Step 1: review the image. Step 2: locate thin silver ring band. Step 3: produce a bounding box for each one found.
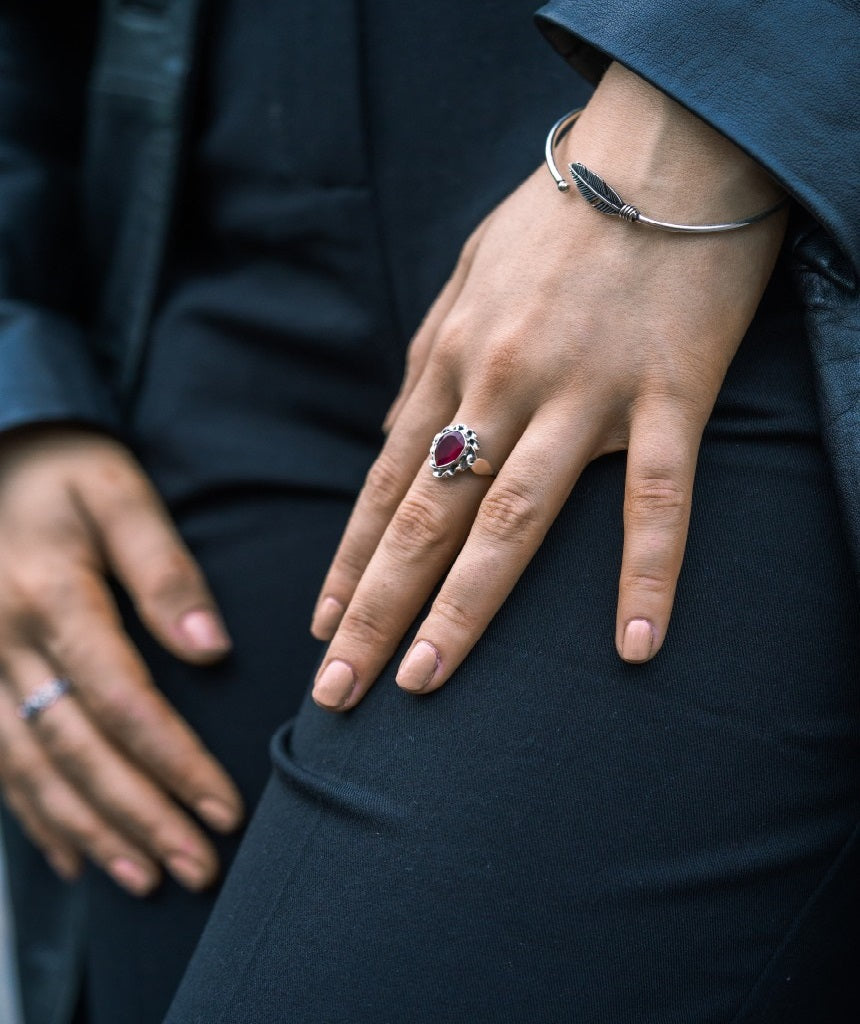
[546,108,788,234]
[18,678,72,722]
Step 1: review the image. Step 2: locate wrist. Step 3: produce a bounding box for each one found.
[563,63,785,224]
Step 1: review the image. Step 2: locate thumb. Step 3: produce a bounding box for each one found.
[77,456,231,663]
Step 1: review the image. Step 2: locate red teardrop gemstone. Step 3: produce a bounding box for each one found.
[434,430,466,467]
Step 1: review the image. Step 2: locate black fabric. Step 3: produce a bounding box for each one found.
[165,255,860,1023]
[73,493,351,1024]
[0,3,118,437]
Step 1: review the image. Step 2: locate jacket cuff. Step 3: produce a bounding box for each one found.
[535,1,860,278]
[0,303,119,435]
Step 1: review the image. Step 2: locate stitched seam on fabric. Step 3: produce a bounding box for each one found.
[727,816,860,1024]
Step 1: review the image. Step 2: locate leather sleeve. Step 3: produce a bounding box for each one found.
[535,1,860,278]
[0,2,118,436]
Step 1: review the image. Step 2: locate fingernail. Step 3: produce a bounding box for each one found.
[621,619,654,663]
[396,640,440,693]
[178,610,232,654]
[310,596,344,641]
[196,796,242,833]
[46,850,81,882]
[109,857,156,896]
[313,659,355,709]
[166,852,212,891]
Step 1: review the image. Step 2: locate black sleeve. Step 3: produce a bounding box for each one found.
[535,0,860,277]
[0,2,118,436]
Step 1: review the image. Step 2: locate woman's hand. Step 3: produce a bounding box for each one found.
[309,63,787,710]
[0,426,242,895]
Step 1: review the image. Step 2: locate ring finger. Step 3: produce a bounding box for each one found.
[6,650,220,891]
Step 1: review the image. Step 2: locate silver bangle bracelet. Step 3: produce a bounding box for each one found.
[545,108,789,234]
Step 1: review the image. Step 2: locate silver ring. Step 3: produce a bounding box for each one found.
[18,678,72,722]
[428,424,494,479]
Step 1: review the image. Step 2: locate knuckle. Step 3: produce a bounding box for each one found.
[620,568,676,599]
[430,591,478,635]
[479,335,527,391]
[431,318,469,367]
[10,569,102,648]
[330,541,371,581]
[38,719,91,775]
[45,620,110,673]
[338,600,390,649]
[477,484,542,543]
[12,564,81,621]
[625,477,688,523]
[84,682,150,736]
[387,495,450,555]
[362,451,407,515]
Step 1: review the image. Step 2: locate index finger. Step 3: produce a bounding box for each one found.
[310,375,458,642]
[614,403,702,663]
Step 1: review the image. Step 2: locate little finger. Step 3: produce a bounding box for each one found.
[614,404,703,663]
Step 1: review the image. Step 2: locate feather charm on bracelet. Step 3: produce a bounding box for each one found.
[569,163,641,223]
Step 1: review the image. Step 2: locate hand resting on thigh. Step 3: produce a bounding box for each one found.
[309,62,788,710]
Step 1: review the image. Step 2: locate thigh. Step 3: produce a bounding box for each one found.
[165,300,860,1023]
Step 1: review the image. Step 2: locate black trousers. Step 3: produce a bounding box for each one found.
[160,267,860,1023]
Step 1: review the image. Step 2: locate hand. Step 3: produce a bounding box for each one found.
[0,426,242,895]
[308,63,788,709]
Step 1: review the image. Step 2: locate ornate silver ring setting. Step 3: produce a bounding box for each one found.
[429,424,494,478]
[18,677,72,722]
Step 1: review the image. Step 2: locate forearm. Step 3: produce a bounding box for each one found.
[536,1,860,275]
